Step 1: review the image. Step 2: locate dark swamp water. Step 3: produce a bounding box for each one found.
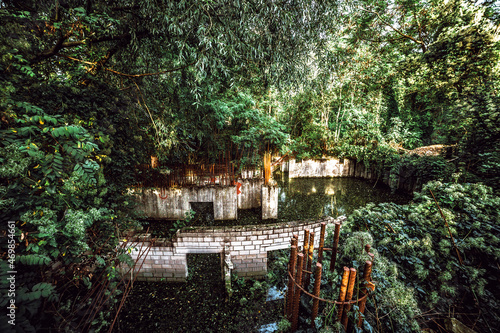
[116,176,410,332]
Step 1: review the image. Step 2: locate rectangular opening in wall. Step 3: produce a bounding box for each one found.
[265,249,287,321]
[339,158,344,164]
[186,253,223,286]
[266,249,289,300]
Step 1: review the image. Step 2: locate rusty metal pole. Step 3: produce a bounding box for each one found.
[311,262,323,328]
[337,267,350,323]
[341,268,357,330]
[357,261,373,328]
[291,253,304,332]
[318,223,326,263]
[304,231,315,290]
[330,222,341,275]
[286,244,298,320]
[302,229,310,283]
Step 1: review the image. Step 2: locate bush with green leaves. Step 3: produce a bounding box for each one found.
[0,51,135,332]
[344,181,500,331]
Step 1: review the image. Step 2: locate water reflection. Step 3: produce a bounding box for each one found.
[276,175,410,222]
[144,175,411,232]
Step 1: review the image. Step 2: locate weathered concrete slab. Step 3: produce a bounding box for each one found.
[214,186,237,220]
[238,179,263,210]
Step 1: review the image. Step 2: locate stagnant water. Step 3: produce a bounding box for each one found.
[117,176,410,332]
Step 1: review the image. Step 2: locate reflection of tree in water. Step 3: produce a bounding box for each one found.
[276,177,409,221]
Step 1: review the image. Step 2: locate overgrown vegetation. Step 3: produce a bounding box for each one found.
[1,0,499,331]
[267,231,421,332]
[345,181,500,332]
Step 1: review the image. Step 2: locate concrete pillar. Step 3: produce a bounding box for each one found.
[281,160,289,172]
[262,185,278,220]
[214,186,237,220]
[288,159,296,178]
[223,244,233,296]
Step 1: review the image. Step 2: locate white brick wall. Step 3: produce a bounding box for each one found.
[123,216,343,281]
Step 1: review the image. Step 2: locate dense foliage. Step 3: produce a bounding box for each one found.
[345,181,500,331]
[1,0,499,331]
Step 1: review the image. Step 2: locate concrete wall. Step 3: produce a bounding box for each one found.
[289,158,352,178]
[214,186,237,220]
[133,179,271,221]
[133,187,216,220]
[238,179,263,210]
[289,158,422,193]
[123,216,343,282]
[133,185,243,221]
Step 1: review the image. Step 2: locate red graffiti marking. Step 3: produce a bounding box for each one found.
[158,188,168,199]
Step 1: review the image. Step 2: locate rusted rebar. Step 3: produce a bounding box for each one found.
[304,231,315,290]
[286,243,298,319]
[330,222,341,274]
[311,262,323,328]
[291,253,305,332]
[341,268,357,329]
[302,229,310,283]
[337,267,350,322]
[318,222,326,263]
[357,261,373,328]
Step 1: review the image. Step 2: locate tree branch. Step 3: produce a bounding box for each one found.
[360,7,427,52]
[31,30,73,63]
[55,54,196,77]
[102,62,196,77]
[34,31,150,63]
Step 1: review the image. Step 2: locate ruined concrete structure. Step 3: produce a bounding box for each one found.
[285,158,421,193]
[124,216,343,282]
[134,155,424,224]
[132,179,278,220]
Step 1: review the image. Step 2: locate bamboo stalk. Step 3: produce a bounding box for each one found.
[263,151,271,185]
